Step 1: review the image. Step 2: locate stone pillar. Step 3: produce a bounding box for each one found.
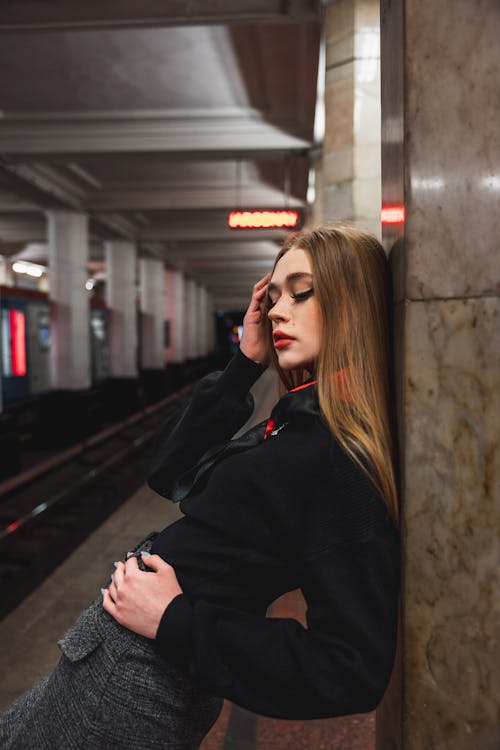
[139,258,164,369]
[184,278,198,360]
[378,1,500,749]
[0,258,12,286]
[47,211,90,389]
[105,241,137,377]
[197,285,207,357]
[0,289,2,414]
[205,291,215,354]
[321,0,381,237]
[164,268,185,363]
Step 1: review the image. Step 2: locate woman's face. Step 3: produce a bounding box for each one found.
[267,247,322,373]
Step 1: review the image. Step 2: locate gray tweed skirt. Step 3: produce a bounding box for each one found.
[0,534,223,750]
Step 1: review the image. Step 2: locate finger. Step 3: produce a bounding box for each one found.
[254,275,271,293]
[102,586,111,605]
[124,555,139,574]
[255,288,272,315]
[140,553,167,572]
[254,284,269,297]
[247,282,270,312]
[112,562,125,588]
[254,272,272,288]
[102,588,117,617]
[108,578,118,602]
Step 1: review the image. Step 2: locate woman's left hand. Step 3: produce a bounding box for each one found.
[102,554,183,639]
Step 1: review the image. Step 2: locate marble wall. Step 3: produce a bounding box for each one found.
[321,0,382,237]
[379,0,500,748]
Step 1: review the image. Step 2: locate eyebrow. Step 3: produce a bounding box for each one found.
[267,272,313,293]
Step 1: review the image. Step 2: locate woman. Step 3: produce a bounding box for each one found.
[0,224,400,749]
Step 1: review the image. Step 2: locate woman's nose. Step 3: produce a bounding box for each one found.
[268,302,290,323]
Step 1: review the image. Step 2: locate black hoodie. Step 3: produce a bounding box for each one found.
[147,347,400,720]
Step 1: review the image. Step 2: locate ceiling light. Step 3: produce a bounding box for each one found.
[12,261,44,277]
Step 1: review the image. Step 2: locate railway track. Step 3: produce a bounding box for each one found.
[0,386,193,620]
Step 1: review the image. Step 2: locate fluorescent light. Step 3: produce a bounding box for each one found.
[12,260,45,277]
[12,261,28,274]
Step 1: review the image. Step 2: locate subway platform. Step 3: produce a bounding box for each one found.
[0,481,375,750]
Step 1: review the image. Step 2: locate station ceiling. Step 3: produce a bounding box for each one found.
[0,1,322,308]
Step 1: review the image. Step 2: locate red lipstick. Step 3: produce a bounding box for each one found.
[273,330,295,349]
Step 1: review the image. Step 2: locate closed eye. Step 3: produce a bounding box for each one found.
[291,289,314,302]
[267,288,314,309]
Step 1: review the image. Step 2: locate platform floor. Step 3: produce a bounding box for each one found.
[0,369,375,748]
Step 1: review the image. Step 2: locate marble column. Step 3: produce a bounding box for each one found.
[378,1,500,749]
[47,210,90,389]
[184,278,198,360]
[321,0,381,237]
[197,285,207,357]
[164,267,185,363]
[205,291,215,354]
[105,241,137,377]
[139,258,165,369]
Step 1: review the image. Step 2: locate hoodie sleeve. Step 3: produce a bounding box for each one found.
[153,528,400,720]
[147,348,267,499]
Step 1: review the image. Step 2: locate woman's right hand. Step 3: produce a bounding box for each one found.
[239,271,272,366]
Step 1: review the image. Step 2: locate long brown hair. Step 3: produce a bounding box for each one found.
[265,224,400,530]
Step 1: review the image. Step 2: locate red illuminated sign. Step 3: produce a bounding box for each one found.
[228,210,300,229]
[10,309,26,376]
[381,205,406,224]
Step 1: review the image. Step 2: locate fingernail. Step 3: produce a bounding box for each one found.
[113,561,119,568]
[126,551,134,558]
[141,551,151,558]
[100,588,106,596]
